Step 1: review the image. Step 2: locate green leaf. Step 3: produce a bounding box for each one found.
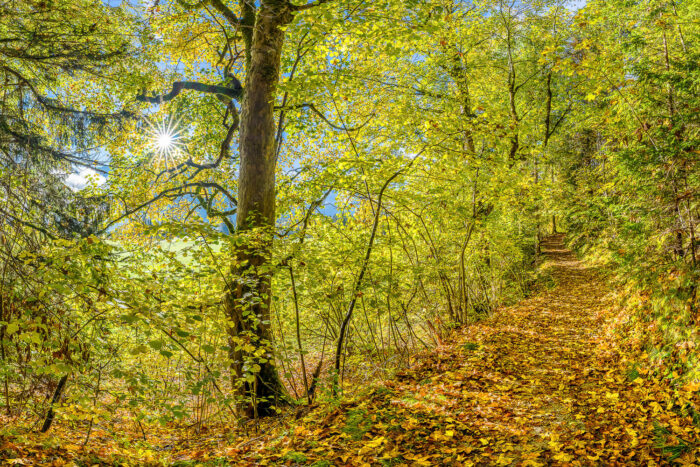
[148,339,163,350]
[5,321,19,336]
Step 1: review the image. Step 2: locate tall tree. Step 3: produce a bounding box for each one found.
[139,0,336,416]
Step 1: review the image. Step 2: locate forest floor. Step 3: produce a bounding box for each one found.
[2,235,699,465]
[247,235,697,466]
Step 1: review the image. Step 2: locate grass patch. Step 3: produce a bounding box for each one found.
[343,408,373,441]
[625,363,640,382]
[380,457,405,466]
[653,421,697,461]
[463,342,479,351]
[282,451,308,463]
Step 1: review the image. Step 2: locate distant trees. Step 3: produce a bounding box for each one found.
[562,0,698,266]
[0,0,131,238]
[558,0,699,385]
[0,0,132,430]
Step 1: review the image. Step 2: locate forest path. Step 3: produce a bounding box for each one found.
[262,235,692,466]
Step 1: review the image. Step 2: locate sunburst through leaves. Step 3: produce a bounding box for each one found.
[145,117,186,167]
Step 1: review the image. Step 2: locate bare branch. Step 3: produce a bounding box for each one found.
[210,0,241,26]
[276,102,372,131]
[175,0,241,27]
[291,0,333,12]
[98,182,236,234]
[136,80,243,104]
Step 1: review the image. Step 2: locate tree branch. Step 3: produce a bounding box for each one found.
[548,102,573,140]
[0,207,57,240]
[210,0,241,26]
[333,139,443,381]
[151,107,239,185]
[276,102,371,131]
[175,0,241,26]
[175,0,210,9]
[291,0,333,12]
[136,80,243,104]
[98,182,236,234]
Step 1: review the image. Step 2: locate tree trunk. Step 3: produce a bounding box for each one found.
[41,374,68,433]
[225,0,292,418]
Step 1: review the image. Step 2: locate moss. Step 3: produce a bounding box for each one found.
[342,408,373,441]
[282,451,308,463]
[463,342,479,351]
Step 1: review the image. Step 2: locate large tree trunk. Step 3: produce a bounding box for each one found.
[225,0,292,418]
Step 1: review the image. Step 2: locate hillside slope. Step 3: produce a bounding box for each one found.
[253,235,698,466]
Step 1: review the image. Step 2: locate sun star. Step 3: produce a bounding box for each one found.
[157,133,172,151]
[146,117,185,167]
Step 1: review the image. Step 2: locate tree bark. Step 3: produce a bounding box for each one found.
[224,0,293,418]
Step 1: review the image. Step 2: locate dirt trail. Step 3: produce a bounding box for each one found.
[268,235,696,466]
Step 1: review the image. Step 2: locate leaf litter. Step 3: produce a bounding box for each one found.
[2,236,699,465]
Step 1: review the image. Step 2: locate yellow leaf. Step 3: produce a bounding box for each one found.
[683,382,700,392]
[366,436,386,448]
[553,452,574,462]
[548,440,562,451]
[496,454,514,465]
[382,448,401,459]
